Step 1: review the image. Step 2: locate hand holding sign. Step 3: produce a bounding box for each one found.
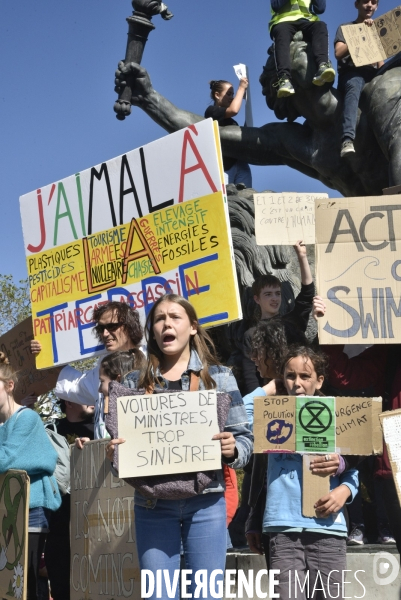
[309,453,340,476]
[212,431,236,460]
[314,484,351,518]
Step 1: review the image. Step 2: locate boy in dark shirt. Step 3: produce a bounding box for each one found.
[335,0,383,157]
[242,240,314,394]
[269,0,335,98]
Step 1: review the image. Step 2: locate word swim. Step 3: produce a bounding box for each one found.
[324,285,401,338]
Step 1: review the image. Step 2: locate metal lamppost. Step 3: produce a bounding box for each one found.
[114,1,173,121]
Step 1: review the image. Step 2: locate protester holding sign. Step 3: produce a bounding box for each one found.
[0,353,61,600]
[246,346,358,597]
[31,301,145,440]
[106,294,253,600]
[205,79,252,187]
[335,0,383,157]
[242,240,314,394]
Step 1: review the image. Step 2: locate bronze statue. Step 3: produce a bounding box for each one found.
[115,32,401,196]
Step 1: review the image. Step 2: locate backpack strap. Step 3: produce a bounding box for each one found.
[190,372,200,391]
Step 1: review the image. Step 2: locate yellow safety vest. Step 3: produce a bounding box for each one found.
[269,0,319,31]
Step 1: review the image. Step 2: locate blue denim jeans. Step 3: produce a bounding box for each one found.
[135,493,227,600]
[338,69,375,141]
[225,161,252,188]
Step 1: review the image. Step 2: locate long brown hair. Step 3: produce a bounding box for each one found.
[140,294,221,390]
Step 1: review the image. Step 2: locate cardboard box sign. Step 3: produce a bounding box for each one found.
[0,470,29,600]
[315,195,401,345]
[70,441,141,600]
[342,6,401,67]
[254,396,383,456]
[379,409,401,508]
[0,317,59,402]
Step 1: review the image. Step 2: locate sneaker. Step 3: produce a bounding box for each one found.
[313,62,336,86]
[274,77,295,98]
[377,526,396,544]
[340,139,355,157]
[347,525,366,546]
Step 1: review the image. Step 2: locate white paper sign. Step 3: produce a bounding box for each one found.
[117,390,221,478]
[233,63,253,127]
[254,192,328,246]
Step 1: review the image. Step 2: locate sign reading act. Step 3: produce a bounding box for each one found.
[316,196,401,345]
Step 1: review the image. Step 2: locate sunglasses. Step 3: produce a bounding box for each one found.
[95,322,124,334]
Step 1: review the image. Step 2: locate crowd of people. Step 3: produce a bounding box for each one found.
[6,237,398,600]
[1,1,397,599]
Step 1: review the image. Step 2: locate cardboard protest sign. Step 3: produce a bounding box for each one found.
[254,396,383,455]
[20,119,242,368]
[27,189,241,369]
[71,440,140,600]
[254,193,327,246]
[0,470,29,600]
[0,318,59,401]
[342,6,401,67]
[254,396,382,516]
[379,410,401,507]
[117,390,221,478]
[315,195,401,345]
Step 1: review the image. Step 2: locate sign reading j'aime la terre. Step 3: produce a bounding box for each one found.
[316,195,401,344]
[20,120,242,369]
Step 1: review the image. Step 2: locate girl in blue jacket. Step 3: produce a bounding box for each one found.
[0,353,61,600]
[250,345,358,599]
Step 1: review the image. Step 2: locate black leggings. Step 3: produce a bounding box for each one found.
[271,20,329,79]
[27,532,47,600]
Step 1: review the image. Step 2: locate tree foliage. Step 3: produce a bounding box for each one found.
[0,274,96,420]
[0,275,31,336]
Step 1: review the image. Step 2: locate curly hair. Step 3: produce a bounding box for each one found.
[281,345,328,380]
[251,318,307,376]
[140,294,221,390]
[92,301,143,346]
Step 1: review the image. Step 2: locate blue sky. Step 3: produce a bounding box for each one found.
[0,1,366,283]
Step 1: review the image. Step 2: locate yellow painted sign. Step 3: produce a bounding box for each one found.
[28,191,241,368]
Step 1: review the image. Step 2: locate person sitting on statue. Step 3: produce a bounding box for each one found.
[335,0,383,158]
[269,0,335,98]
[205,78,252,188]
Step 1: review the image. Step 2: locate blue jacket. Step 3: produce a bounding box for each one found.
[263,453,358,534]
[0,408,61,511]
[132,350,254,507]
[243,388,358,533]
[270,0,326,14]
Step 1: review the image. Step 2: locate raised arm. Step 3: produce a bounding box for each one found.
[117,63,325,180]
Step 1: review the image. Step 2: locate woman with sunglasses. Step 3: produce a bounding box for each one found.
[106,294,253,600]
[31,301,145,439]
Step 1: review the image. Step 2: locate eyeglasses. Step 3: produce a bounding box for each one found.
[95,322,124,334]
